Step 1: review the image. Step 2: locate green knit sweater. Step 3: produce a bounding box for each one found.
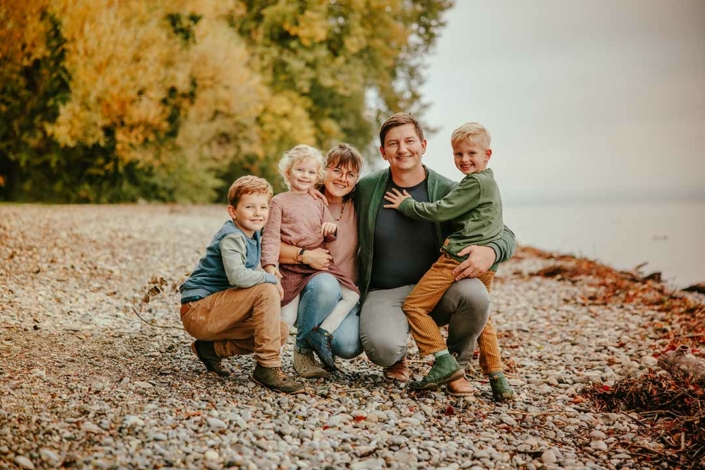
[398,168,503,262]
[355,166,515,299]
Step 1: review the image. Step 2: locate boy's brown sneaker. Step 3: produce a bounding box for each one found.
[191,340,230,377]
[294,349,331,379]
[252,364,306,394]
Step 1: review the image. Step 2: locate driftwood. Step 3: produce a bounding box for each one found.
[683,283,705,295]
[657,345,705,387]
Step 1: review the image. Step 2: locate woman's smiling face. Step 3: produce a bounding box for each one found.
[324,164,359,201]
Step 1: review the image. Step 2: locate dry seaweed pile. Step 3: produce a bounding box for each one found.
[519,246,705,468]
[584,372,705,469]
[519,246,705,347]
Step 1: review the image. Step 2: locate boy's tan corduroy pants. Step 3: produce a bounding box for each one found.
[180,283,287,368]
[402,252,504,374]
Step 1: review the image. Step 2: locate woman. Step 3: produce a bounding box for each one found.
[278,143,364,379]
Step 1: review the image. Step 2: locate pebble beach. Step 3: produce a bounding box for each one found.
[0,204,700,469]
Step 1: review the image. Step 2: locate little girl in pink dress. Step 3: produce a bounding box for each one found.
[261,144,359,369]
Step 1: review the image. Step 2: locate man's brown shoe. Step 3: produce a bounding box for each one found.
[383,355,410,382]
[191,340,230,377]
[294,349,331,379]
[446,376,475,397]
[252,364,306,394]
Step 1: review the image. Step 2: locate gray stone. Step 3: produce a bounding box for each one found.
[500,414,517,426]
[206,418,227,431]
[14,456,35,469]
[39,448,61,467]
[542,450,557,464]
[393,449,418,465]
[590,440,608,451]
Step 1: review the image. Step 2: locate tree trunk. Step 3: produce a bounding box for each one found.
[657,345,705,387]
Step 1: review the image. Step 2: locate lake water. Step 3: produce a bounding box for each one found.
[503,200,705,288]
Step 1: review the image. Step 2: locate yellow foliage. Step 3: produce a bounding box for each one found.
[285,8,328,47]
[259,91,317,156]
[0,0,51,69]
[175,16,264,168]
[47,0,262,170]
[1,0,452,202]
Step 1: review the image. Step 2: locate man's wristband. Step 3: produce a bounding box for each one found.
[295,247,306,263]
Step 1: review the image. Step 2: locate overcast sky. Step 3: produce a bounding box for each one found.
[419,0,705,203]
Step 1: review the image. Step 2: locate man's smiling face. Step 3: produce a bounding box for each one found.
[380,123,427,174]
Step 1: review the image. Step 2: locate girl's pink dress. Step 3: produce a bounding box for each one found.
[261,192,359,306]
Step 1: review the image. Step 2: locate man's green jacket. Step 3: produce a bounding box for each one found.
[355,167,516,300]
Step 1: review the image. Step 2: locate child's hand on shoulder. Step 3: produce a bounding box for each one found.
[309,188,328,206]
[383,188,411,210]
[321,222,337,237]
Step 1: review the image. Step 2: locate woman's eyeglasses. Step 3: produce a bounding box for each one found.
[330,167,359,181]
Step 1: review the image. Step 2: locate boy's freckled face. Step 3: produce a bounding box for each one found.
[453,140,492,175]
[228,193,270,237]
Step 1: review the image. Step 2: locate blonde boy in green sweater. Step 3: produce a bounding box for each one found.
[384,122,514,400]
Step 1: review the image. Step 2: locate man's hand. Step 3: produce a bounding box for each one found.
[452,245,496,280]
[264,264,282,281]
[309,188,328,206]
[321,222,337,237]
[302,248,333,270]
[383,188,411,210]
[276,281,284,301]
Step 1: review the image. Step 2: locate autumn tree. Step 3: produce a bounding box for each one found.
[0,0,453,202]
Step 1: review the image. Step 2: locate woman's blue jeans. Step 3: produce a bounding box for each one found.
[296,273,363,359]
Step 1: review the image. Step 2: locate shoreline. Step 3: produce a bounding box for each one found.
[1,204,703,469]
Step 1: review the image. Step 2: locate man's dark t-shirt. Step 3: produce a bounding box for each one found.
[369,178,439,290]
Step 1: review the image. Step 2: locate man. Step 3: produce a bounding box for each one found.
[355,113,516,395]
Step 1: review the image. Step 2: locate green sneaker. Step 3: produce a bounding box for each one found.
[410,354,464,390]
[488,371,515,401]
[252,364,306,394]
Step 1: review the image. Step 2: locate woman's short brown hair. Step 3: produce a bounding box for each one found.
[326,143,364,175]
[324,143,364,202]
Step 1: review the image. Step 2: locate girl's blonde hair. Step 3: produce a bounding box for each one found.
[278,144,326,189]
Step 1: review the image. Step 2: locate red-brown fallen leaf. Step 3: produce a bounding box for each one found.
[444,406,455,416]
[354,415,366,422]
[602,385,611,391]
[323,425,330,430]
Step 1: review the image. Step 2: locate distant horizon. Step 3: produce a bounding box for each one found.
[501,188,705,205]
[419,0,705,204]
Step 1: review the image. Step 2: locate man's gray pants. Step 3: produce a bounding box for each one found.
[359,278,491,367]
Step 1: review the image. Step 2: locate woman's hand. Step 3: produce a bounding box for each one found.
[383,188,411,209]
[309,188,329,206]
[452,245,496,280]
[321,222,337,237]
[302,248,333,270]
